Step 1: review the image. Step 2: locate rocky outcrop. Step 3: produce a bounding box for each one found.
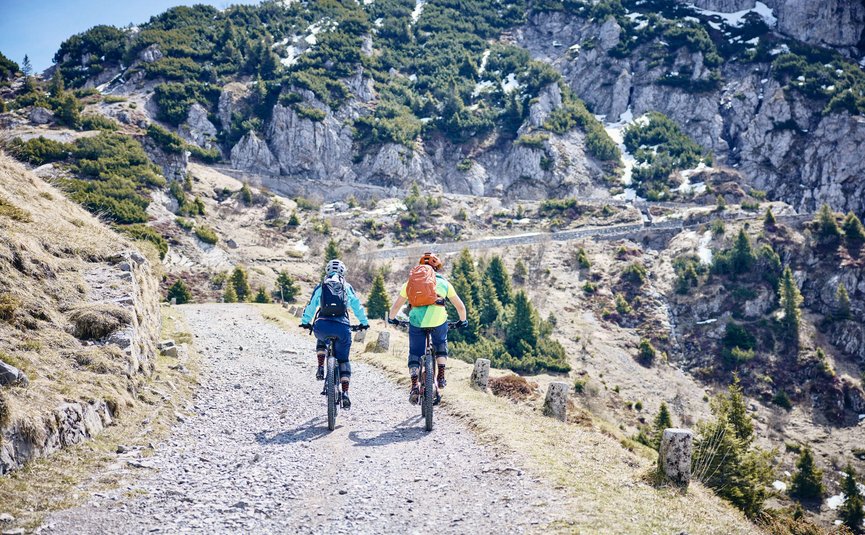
[29,107,55,125]
[691,0,755,11]
[769,0,865,50]
[523,10,865,214]
[218,82,250,131]
[138,44,164,63]
[179,103,218,150]
[142,137,188,181]
[230,131,279,176]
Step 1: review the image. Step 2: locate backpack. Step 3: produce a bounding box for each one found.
[406,265,442,307]
[319,275,348,317]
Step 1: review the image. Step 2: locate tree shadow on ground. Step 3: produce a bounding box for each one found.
[347,415,426,447]
[254,416,334,444]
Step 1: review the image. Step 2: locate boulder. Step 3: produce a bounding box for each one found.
[230,131,280,176]
[376,331,390,351]
[0,361,28,387]
[29,107,54,125]
[470,358,491,391]
[138,44,163,63]
[542,382,569,421]
[659,428,693,488]
[179,103,218,150]
[354,329,367,343]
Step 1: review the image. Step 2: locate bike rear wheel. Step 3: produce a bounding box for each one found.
[423,352,434,431]
[326,355,337,431]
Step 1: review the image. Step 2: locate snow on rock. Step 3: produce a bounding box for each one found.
[687,1,776,28]
[411,0,426,23]
[501,73,520,93]
[772,480,787,492]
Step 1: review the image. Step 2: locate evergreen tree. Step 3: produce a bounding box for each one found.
[287,211,300,226]
[49,70,64,98]
[513,259,528,284]
[843,211,865,245]
[21,55,32,77]
[223,282,238,303]
[231,266,251,302]
[506,291,538,358]
[789,447,824,501]
[575,247,591,269]
[257,35,279,78]
[166,279,191,304]
[836,282,852,320]
[451,249,482,307]
[275,271,300,302]
[55,91,81,128]
[779,267,802,346]
[652,402,673,449]
[366,272,390,320]
[839,465,864,534]
[715,374,753,442]
[756,244,782,289]
[449,271,481,343]
[478,275,503,326]
[254,287,272,303]
[731,229,754,275]
[323,239,341,273]
[814,203,841,240]
[240,182,253,204]
[763,207,776,228]
[485,255,512,305]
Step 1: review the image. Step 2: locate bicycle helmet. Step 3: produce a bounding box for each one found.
[326,259,346,276]
[418,252,443,272]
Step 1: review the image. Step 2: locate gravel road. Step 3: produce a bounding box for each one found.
[42,304,564,534]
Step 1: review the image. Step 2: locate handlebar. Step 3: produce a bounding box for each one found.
[299,323,368,334]
[389,319,463,330]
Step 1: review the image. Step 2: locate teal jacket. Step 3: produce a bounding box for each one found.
[301,277,369,326]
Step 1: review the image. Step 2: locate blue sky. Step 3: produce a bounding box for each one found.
[0,0,261,73]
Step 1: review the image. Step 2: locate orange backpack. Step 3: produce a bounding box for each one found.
[406,265,440,307]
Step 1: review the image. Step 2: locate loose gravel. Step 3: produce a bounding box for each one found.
[42,304,565,534]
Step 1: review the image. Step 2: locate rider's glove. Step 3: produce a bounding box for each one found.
[387,318,400,325]
[359,324,370,330]
[456,319,469,329]
[299,323,313,331]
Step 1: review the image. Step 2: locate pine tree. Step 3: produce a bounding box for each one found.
[789,447,824,501]
[449,271,481,343]
[485,255,512,305]
[756,244,782,289]
[287,211,300,226]
[506,291,538,358]
[839,465,864,534]
[652,402,673,449]
[323,239,341,273]
[715,374,754,442]
[366,272,390,320]
[55,92,81,129]
[779,267,802,346]
[275,271,300,302]
[814,203,841,240]
[21,55,32,77]
[223,283,238,303]
[254,287,272,303]
[836,282,852,320]
[513,259,528,284]
[231,266,251,302]
[451,249,482,307]
[731,229,754,275]
[478,275,503,326]
[843,211,865,245]
[166,279,191,304]
[763,207,776,228]
[49,70,64,98]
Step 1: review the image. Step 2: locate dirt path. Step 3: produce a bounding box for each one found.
[42,304,565,534]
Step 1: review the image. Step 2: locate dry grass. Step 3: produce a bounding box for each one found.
[67,304,132,340]
[0,305,200,531]
[0,195,31,222]
[258,305,757,534]
[489,374,538,401]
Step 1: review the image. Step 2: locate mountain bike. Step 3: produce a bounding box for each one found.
[391,319,461,432]
[303,324,365,431]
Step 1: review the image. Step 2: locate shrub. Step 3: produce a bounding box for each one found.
[0,293,22,323]
[621,262,647,286]
[638,339,656,364]
[194,225,218,244]
[80,114,118,131]
[253,287,272,303]
[166,279,192,304]
[7,136,71,165]
[0,196,32,222]
[119,224,168,259]
[231,266,251,302]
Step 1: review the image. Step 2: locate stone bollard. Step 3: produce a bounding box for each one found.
[294,307,303,318]
[376,331,390,351]
[354,329,367,343]
[289,305,297,315]
[170,297,177,306]
[470,358,490,391]
[542,382,569,421]
[658,428,693,488]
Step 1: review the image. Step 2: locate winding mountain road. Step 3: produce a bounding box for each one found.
[42,304,564,534]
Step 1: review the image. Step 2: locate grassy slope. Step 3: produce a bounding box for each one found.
[259,304,755,534]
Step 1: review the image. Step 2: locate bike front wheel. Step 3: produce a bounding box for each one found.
[326,357,337,431]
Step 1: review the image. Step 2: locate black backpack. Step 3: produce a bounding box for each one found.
[319,275,348,317]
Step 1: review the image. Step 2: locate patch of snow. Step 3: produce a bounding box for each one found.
[828,494,845,510]
[472,80,495,98]
[796,75,805,81]
[745,37,759,45]
[478,49,490,73]
[772,480,787,492]
[409,74,417,82]
[688,1,776,28]
[603,108,639,188]
[707,20,722,30]
[696,318,717,325]
[411,0,426,23]
[280,45,302,67]
[569,43,581,53]
[374,17,383,28]
[305,34,317,45]
[697,230,713,265]
[363,0,374,4]
[501,73,520,93]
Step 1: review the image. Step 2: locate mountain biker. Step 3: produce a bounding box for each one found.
[387,252,467,404]
[300,259,369,409]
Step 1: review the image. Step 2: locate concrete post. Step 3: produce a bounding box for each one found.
[543,382,569,421]
[470,359,490,391]
[659,428,693,488]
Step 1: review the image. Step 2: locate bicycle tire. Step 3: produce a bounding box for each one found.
[423,351,434,431]
[326,355,337,431]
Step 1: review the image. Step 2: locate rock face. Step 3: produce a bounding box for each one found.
[522,10,865,214]
[179,103,218,150]
[230,131,279,176]
[769,0,865,50]
[218,82,251,131]
[659,428,693,487]
[691,0,755,11]
[142,137,189,182]
[29,107,55,125]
